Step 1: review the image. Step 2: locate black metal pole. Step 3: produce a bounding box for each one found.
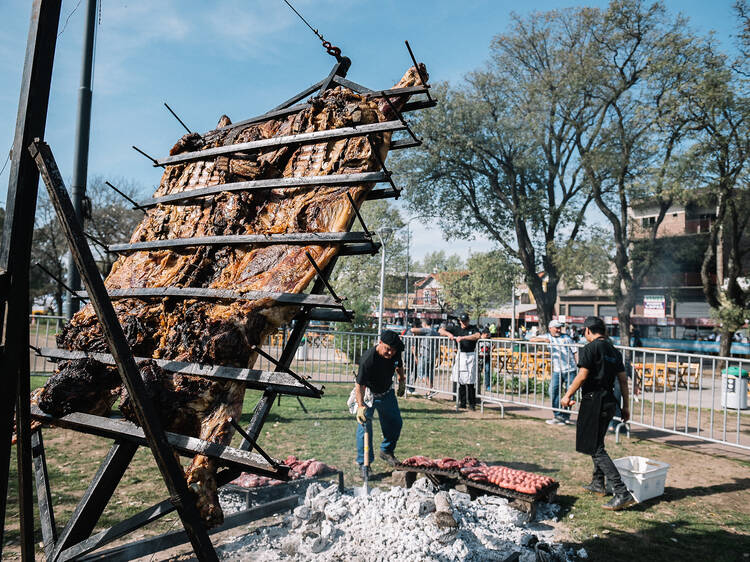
[0,2,61,559]
[64,0,98,320]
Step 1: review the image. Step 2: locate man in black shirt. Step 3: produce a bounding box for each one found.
[561,316,635,510]
[439,313,483,410]
[355,330,406,476]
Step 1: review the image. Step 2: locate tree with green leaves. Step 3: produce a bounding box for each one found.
[30,176,144,314]
[396,8,601,333]
[415,250,464,274]
[438,250,518,323]
[685,33,750,356]
[560,0,709,346]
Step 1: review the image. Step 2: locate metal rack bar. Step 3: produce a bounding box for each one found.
[366,188,401,201]
[108,231,373,253]
[30,407,287,478]
[335,241,381,256]
[137,171,388,208]
[390,137,422,150]
[317,57,351,96]
[31,430,57,559]
[221,85,429,133]
[38,348,323,398]
[49,441,138,562]
[401,99,438,113]
[269,79,326,112]
[74,496,298,562]
[228,417,279,468]
[155,120,406,167]
[30,139,219,560]
[105,181,147,213]
[332,74,374,94]
[74,287,345,308]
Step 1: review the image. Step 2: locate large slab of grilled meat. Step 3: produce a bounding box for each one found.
[30,65,427,526]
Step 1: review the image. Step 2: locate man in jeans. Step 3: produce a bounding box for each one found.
[354,330,406,478]
[531,320,577,425]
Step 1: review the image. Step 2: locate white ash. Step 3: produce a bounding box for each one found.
[217,478,568,561]
[218,489,248,516]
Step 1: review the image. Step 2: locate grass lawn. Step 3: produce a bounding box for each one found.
[4,380,750,561]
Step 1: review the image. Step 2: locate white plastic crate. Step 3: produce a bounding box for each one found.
[613,456,669,503]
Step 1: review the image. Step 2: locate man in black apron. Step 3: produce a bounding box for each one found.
[561,316,635,511]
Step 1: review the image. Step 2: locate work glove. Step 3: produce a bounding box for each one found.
[397,378,405,397]
[356,405,367,424]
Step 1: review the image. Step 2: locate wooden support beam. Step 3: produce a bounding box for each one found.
[31,430,57,559]
[49,441,138,562]
[71,496,298,562]
[30,139,219,561]
[0,2,62,557]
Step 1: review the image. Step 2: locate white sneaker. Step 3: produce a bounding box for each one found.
[546,418,562,425]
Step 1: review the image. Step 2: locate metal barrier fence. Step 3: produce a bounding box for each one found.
[29,321,750,452]
[474,338,750,452]
[29,315,66,375]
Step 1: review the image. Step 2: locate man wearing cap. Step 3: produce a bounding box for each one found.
[561,316,635,511]
[531,319,578,425]
[439,313,483,410]
[354,330,406,477]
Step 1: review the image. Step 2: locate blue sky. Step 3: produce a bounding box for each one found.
[0,0,742,261]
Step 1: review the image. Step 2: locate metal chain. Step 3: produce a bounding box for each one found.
[281,0,342,60]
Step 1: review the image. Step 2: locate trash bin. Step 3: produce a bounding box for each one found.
[721,367,749,410]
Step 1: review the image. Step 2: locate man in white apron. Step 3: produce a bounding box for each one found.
[440,313,482,410]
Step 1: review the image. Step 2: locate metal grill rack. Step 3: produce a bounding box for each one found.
[0,4,434,559]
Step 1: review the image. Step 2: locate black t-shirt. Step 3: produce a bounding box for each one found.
[577,337,625,394]
[445,323,481,352]
[356,346,402,394]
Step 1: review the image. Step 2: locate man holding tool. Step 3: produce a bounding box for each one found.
[561,316,636,511]
[354,330,406,480]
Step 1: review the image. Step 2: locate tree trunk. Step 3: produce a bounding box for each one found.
[720,328,734,359]
[526,275,554,333]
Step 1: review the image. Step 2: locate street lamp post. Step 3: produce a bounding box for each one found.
[403,215,433,329]
[376,228,392,335]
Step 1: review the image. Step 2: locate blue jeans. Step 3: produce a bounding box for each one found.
[483,355,491,390]
[550,370,576,421]
[356,389,403,465]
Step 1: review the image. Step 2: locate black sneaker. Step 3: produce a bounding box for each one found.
[379,450,399,466]
[602,492,636,511]
[582,481,607,497]
[360,465,370,480]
